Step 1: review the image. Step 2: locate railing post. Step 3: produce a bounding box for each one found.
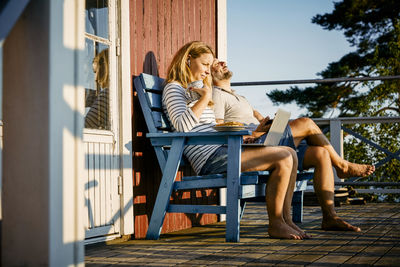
[330,119,343,182]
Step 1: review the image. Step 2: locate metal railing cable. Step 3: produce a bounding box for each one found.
[231,75,400,87]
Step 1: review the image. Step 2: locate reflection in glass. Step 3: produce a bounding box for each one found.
[83,39,95,90]
[85,0,109,39]
[84,46,110,130]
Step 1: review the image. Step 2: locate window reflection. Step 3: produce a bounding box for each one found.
[85,0,109,39]
[84,47,110,130]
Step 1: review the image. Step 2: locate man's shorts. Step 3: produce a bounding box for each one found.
[199,125,308,175]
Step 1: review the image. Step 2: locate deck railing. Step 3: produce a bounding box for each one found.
[313,116,400,194]
[231,76,400,195]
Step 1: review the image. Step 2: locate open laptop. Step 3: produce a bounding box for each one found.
[243,108,291,146]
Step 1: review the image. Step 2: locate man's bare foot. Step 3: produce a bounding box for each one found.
[286,221,312,239]
[321,216,361,232]
[335,161,375,178]
[268,222,303,240]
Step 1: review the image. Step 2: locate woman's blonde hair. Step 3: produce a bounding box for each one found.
[93,49,109,88]
[166,41,215,89]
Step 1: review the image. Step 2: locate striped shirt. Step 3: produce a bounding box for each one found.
[162,82,221,174]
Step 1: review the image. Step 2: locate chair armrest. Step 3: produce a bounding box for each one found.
[147,130,251,146]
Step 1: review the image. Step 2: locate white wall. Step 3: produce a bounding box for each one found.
[2,1,85,265]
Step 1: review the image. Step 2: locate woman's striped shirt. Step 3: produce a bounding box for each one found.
[162,82,220,174]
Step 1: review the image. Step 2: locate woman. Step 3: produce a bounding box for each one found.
[162,41,307,239]
[85,48,109,129]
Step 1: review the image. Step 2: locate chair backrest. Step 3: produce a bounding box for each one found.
[134,73,172,133]
[135,73,176,170]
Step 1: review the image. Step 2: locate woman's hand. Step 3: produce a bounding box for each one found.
[189,84,213,119]
[190,85,212,101]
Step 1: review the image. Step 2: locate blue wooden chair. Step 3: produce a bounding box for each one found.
[134,73,312,242]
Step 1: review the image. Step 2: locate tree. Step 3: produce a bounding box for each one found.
[267,0,400,195]
[268,0,400,118]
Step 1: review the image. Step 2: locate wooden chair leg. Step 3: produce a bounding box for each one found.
[292,191,304,223]
[225,136,242,242]
[240,200,246,220]
[146,138,185,240]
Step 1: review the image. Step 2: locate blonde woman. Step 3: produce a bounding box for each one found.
[162,41,308,239]
[85,48,109,129]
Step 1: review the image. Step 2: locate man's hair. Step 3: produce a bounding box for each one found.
[166,41,215,89]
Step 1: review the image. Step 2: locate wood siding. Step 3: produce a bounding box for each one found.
[130,0,218,239]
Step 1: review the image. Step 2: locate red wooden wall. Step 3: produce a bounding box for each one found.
[130,0,218,239]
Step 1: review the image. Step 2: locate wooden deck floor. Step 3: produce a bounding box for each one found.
[85,203,400,266]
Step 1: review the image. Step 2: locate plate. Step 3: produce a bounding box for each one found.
[213,125,246,132]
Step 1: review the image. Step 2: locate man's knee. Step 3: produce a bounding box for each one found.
[312,146,330,160]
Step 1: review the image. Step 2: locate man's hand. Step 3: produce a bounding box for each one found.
[243,135,257,144]
[255,116,272,132]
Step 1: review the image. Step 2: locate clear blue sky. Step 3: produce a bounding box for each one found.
[227,0,353,118]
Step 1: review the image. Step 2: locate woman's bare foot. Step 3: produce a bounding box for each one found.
[321,216,361,232]
[335,161,375,178]
[268,222,303,240]
[286,221,312,239]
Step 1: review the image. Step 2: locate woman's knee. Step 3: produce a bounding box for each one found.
[271,148,294,171]
[280,146,298,165]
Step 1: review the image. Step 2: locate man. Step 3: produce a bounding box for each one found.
[211,59,375,232]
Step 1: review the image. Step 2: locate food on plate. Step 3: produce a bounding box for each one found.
[216,121,244,127]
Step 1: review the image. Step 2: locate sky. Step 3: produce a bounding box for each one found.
[227,0,354,118]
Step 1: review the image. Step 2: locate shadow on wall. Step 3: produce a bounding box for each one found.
[143,51,159,76]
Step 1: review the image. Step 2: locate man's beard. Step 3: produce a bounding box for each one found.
[214,69,233,82]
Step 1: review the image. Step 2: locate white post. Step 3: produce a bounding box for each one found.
[217,0,228,221]
[2,0,85,266]
[330,119,344,182]
[0,42,2,222]
[120,0,134,236]
[217,0,227,61]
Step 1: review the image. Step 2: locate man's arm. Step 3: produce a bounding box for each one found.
[253,109,264,122]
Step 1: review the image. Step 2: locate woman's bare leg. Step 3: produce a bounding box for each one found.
[303,146,361,232]
[279,147,311,239]
[241,147,302,239]
[289,117,375,178]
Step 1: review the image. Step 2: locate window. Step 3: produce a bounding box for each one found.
[84,0,110,130]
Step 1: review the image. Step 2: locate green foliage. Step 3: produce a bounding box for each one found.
[267,0,400,118]
[267,0,400,193]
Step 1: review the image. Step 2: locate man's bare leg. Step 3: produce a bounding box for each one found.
[289,117,375,178]
[303,146,361,232]
[241,147,302,239]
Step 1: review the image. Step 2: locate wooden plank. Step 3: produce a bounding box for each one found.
[88,142,95,229]
[168,204,226,214]
[164,0,172,75]
[135,0,144,74]
[151,0,158,70]
[194,0,201,41]
[84,143,90,229]
[157,0,165,76]
[94,142,100,227]
[105,143,111,225]
[173,177,227,190]
[210,0,216,49]
[99,143,106,226]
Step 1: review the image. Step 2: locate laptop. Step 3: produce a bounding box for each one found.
[243,108,291,146]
